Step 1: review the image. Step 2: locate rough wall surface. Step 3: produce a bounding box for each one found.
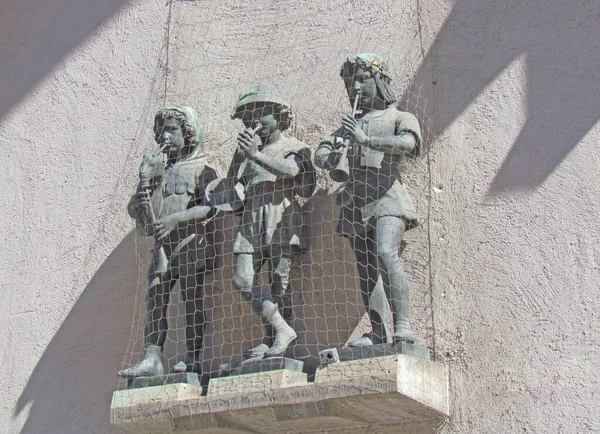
[1,0,599,433]
[0,1,168,432]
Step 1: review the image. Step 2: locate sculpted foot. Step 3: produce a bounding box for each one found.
[393,329,415,344]
[172,361,187,373]
[118,345,164,378]
[265,324,297,357]
[243,343,269,360]
[172,351,201,373]
[349,333,374,347]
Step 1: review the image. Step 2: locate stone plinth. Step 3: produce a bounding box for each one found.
[339,342,431,362]
[111,355,449,433]
[219,356,304,377]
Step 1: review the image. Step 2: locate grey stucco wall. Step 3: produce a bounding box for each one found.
[1,0,599,433]
[0,1,168,432]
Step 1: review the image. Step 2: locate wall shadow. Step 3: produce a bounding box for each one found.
[400,0,600,193]
[0,0,131,120]
[14,231,138,434]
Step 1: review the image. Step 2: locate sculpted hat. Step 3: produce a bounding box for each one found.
[340,53,396,104]
[340,53,392,81]
[231,84,292,120]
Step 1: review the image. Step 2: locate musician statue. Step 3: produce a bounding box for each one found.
[226,84,315,359]
[315,54,422,346]
[119,106,219,378]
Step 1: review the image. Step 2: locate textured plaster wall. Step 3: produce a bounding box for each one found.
[0,1,168,432]
[1,0,599,433]
[420,0,600,431]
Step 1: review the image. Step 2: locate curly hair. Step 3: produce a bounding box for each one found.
[153,109,200,148]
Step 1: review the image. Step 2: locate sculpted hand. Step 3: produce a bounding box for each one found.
[341,115,369,145]
[153,214,179,241]
[139,154,164,180]
[237,129,261,160]
[135,189,151,210]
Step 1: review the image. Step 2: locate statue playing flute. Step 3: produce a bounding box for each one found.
[119,106,219,377]
[315,54,422,346]
[223,84,316,359]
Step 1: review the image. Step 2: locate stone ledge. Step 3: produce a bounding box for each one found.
[111,355,449,433]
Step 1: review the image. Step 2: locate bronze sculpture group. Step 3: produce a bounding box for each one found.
[119,54,422,379]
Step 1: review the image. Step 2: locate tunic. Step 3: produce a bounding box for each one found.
[315,105,422,237]
[228,135,315,254]
[128,157,219,275]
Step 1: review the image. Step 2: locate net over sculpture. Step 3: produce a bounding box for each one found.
[119,106,219,378]
[225,84,316,359]
[315,53,422,347]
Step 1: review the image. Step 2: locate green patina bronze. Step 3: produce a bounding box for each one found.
[316,54,422,347]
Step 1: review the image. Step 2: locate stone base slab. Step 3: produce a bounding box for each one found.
[111,355,449,433]
[128,372,201,389]
[219,356,304,377]
[340,342,430,362]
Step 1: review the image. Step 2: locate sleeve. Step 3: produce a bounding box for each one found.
[315,127,345,169]
[204,158,245,213]
[195,165,218,201]
[127,184,152,237]
[226,148,247,183]
[285,146,316,198]
[395,110,422,158]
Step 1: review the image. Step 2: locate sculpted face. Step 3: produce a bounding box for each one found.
[342,66,378,110]
[156,117,185,157]
[239,102,279,137]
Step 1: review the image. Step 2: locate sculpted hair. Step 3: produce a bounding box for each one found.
[154,109,200,149]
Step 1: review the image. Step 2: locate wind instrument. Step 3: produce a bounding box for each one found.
[329,90,361,183]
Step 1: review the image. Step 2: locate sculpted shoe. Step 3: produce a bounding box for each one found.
[261,303,297,357]
[349,332,374,347]
[118,345,164,378]
[392,328,415,344]
[265,324,297,357]
[243,343,269,360]
[172,361,187,373]
[172,352,200,373]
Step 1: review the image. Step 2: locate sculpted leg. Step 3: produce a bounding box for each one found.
[118,274,172,378]
[349,236,387,346]
[269,248,293,324]
[264,248,297,357]
[263,299,297,357]
[232,253,297,358]
[233,254,274,359]
[173,271,205,373]
[374,216,414,343]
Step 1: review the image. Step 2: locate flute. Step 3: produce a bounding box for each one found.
[139,142,169,225]
[329,90,361,183]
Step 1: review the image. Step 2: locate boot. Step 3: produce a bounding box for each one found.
[262,301,297,357]
[349,332,374,347]
[118,345,164,378]
[243,343,270,360]
[392,318,415,344]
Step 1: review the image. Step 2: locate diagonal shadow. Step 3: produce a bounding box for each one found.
[402,0,600,193]
[14,231,138,434]
[0,0,131,120]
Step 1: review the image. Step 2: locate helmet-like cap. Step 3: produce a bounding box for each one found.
[231,84,292,120]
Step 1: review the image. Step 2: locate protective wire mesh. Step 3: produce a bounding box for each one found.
[114,0,445,431]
